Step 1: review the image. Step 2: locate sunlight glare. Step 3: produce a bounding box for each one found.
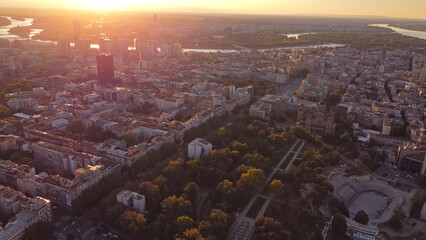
[68,0,148,10]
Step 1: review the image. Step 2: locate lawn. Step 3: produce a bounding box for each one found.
[293,141,303,151]
[280,152,295,170]
[246,197,267,219]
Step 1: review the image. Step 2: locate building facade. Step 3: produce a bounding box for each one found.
[96,54,114,84]
[188,138,212,159]
[116,190,146,213]
[297,102,336,136]
[0,186,52,240]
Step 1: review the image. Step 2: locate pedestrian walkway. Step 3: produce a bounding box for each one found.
[227,140,305,240]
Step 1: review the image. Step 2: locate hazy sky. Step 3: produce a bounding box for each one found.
[1,0,425,19]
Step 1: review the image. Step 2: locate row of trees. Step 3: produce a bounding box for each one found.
[409,189,426,219]
[67,119,118,143]
[330,210,369,238]
[0,79,34,120]
[183,115,225,143]
[387,210,407,230]
[221,78,277,96]
[72,172,131,215]
[260,135,346,239]
[106,118,296,238]
[74,108,301,239]
[263,201,324,240]
[0,78,32,94]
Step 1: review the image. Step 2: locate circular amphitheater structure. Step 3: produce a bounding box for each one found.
[329,174,404,224]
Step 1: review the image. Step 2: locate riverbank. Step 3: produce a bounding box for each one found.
[181,31,426,53]
[298,31,426,54]
[370,24,426,40]
[181,42,345,52]
[390,24,426,33]
[0,16,11,27]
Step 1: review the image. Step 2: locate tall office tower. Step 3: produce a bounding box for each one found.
[135,39,143,53]
[117,39,129,55]
[148,41,157,56]
[78,39,91,54]
[99,38,116,54]
[420,68,426,84]
[58,38,71,53]
[96,54,114,84]
[98,38,106,52]
[73,20,81,46]
[170,43,183,57]
[224,27,232,41]
[9,56,22,72]
[160,44,169,56]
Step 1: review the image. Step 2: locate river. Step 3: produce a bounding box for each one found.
[0,16,44,40]
[369,24,426,40]
[0,16,348,52]
[183,43,346,53]
[281,32,317,39]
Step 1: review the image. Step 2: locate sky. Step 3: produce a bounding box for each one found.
[1,0,425,19]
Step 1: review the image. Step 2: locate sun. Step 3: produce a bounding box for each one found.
[68,0,145,10]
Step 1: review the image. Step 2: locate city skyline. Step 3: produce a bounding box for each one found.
[0,0,425,19]
[0,1,426,239]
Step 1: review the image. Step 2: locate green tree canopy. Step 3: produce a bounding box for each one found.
[208,209,229,238]
[267,179,285,198]
[181,228,203,240]
[4,79,32,93]
[331,213,347,236]
[161,195,192,217]
[253,217,283,240]
[183,182,200,203]
[216,179,236,200]
[243,153,271,171]
[124,131,138,147]
[115,211,147,236]
[387,209,406,230]
[0,106,11,118]
[238,168,266,192]
[418,174,426,190]
[22,221,52,240]
[198,220,213,236]
[354,210,369,225]
[231,141,248,154]
[173,216,195,235]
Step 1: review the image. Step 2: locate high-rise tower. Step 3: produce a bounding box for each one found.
[73,20,81,46]
[96,54,114,84]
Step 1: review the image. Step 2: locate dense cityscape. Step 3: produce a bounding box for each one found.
[0,4,425,240]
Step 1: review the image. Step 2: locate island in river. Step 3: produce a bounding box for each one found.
[8,26,32,38]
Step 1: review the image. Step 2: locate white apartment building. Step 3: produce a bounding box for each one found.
[7,98,38,111]
[116,190,146,213]
[188,138,212,159]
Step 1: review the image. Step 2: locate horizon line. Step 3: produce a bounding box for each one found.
[0,6,425,21]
